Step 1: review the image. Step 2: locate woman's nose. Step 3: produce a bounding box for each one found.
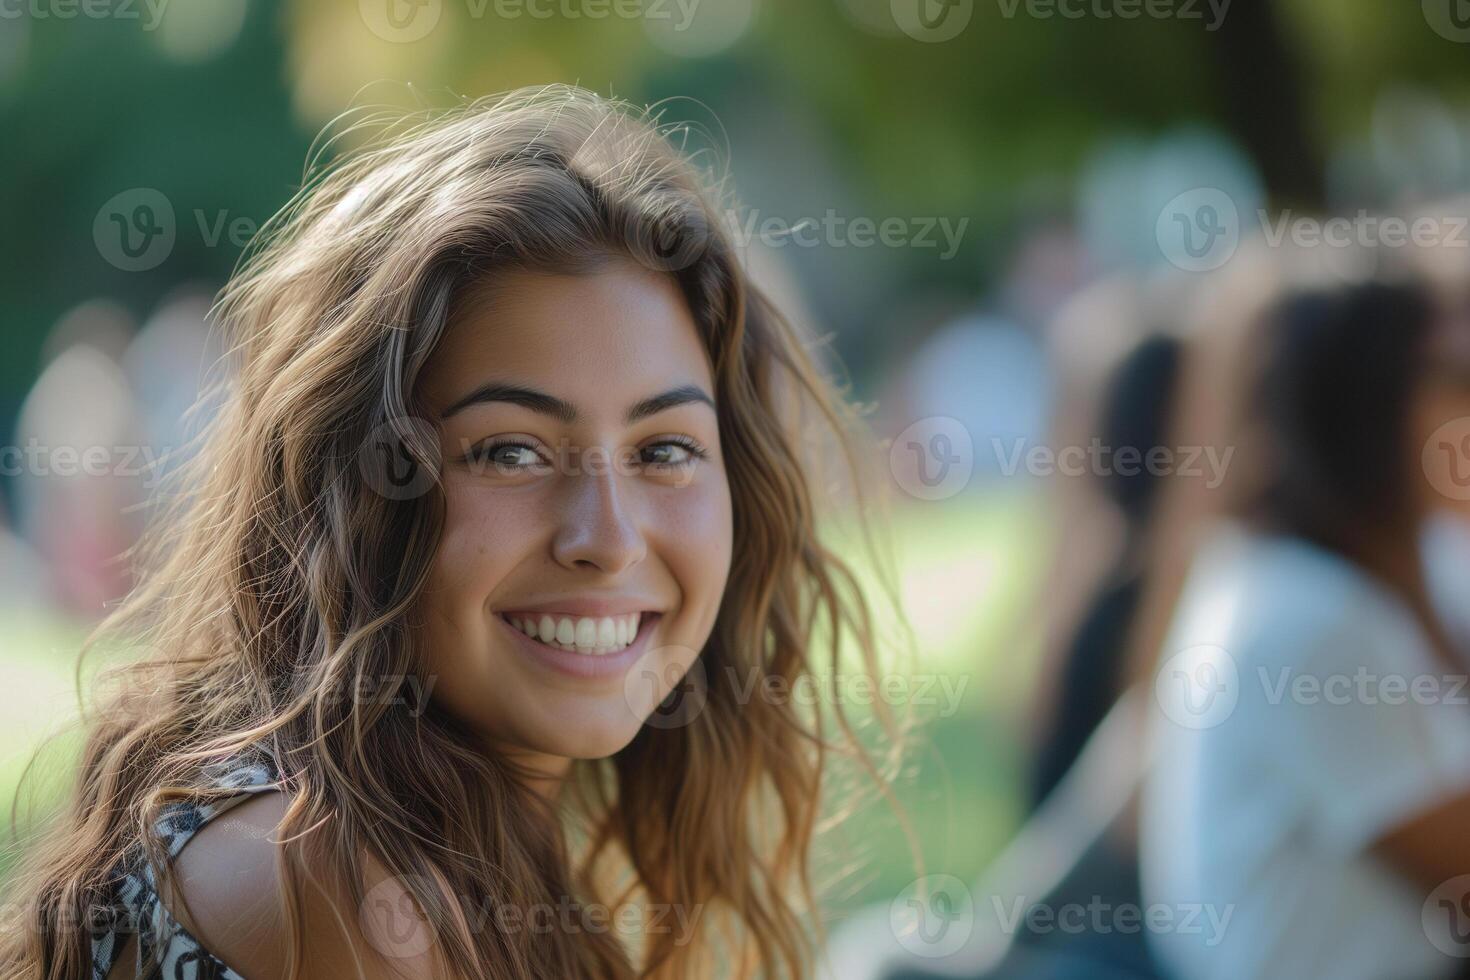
[550,452,648,575]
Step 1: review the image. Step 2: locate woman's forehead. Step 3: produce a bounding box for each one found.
[420,261,714,418]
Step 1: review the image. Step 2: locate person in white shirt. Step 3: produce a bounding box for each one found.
[1140,267,1470,980]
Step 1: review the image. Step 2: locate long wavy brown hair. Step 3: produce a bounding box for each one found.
[0,85,914,979]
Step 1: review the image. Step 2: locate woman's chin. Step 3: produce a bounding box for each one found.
[519,709,647,762]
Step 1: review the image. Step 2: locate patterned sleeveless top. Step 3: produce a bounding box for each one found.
[89,751,284,979]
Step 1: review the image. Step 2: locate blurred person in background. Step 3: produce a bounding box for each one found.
[1138,236,1470,980]
[12,301,147,618]
[1026,264,1201,798]
[1401,195,1470,653]
[1028,306,1186,810]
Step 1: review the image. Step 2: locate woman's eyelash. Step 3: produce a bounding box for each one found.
[462,437,710,470]
[464,439,544,467]
[644,435,710,465]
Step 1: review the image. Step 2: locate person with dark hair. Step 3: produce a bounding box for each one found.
[1030,332,1184,808]
[1139,261,1470,980]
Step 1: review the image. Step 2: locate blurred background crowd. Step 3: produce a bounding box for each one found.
[6,0,1470,976]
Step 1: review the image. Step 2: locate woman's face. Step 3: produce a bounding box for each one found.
[414,257,733,773]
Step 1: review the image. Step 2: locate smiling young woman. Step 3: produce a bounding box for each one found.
[0,86,913,979]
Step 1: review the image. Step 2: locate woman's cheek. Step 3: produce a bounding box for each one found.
[653,474,733,641]
[436,481,540,601]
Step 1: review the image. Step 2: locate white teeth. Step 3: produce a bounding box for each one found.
[506,612,644,656]
[574,618,596,649]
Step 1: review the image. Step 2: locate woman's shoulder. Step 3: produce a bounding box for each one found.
[97,752,282,979]
[164,785,441,980]
[165,788,292,970]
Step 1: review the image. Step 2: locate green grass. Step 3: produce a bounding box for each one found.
[809,490,1051,915]
[0,610,93,880]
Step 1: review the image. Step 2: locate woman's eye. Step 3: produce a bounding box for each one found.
[466,440,543,472]
[640,439,708,470]
[463,438,708,475]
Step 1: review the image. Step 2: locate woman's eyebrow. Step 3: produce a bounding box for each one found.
[626,384,716,424]
[439,382,715,424]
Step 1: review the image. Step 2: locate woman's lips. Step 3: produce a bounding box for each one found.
[495,610,663,680]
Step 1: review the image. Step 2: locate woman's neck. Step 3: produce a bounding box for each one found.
[494,746,571,805]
